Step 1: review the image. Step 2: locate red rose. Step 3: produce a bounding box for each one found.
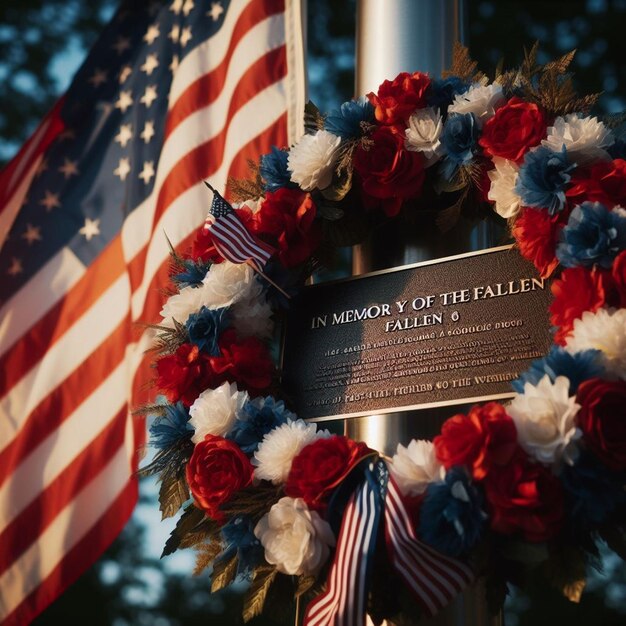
[285,436,371,508]
[210,329,273,392]
[186,434,253,521]
[434,402,518,480]
[156,343,217,406]
[484,451,564,542]
[577,378,626,471]
[479,97,547,162]
[566,159,626,209]
[513,207,562,278]
[252,188,321,268]
[613,251,626,308]
[550,266,617,345]
[354,126,425,216]
[367,71,431,126]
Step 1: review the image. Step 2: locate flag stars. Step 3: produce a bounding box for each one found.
[143,24,160,45]
[114,157,131,181]
[141,121,155,144]
[118,65,132,84]
[139,161,155,184]
[208,2,224,21]
[22,224,42,245]
[140,53,159,76]
[170,55,179,73]
[182,0,195,16]
[88,68,107,87]
[79,217,101,241]
[115,124,133,148]
[168,24,180,43]
[180,27,192,47]
[113,36,131,55]
[58,158,79,179]
[40,191,61,212]
[140,85,158,108]
[170,0,183,14]
[115,90,133,113]
[35,157,48,177]
[7,258,23,277]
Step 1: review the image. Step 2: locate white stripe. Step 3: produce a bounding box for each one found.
[0,362,127,531]
[0,445,132,621]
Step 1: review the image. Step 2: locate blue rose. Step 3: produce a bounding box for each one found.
[324,96,374,139]
[440,112,480,180]
[149,401,192,449]
[172,258,211,288]
[259,146,294,192]
[185,305,230,355]
[218,515,264,577]
[427,76,470,113]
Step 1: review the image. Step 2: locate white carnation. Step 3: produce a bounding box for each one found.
[487,157,522,219]
[232,197,263,213]
[159,285,204,328]
[288,129,342,191]
[231,294,274,339]
[508,375,581,466]
[565,308,626,379]
[447,83,505,126]
[189,381,249,443]
[542,114,614,165]
[389,439,444,497]
[254,497,335,576]
[199,261,263,309]
[254,420,330,484]
[405,107,444,165]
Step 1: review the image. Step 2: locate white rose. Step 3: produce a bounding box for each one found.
[189,381,249,443]
[231,293,274,339]
[288,129,342,191]
[254,497,335,576]
[389,439,444,497]
[405,107,444,166]
[198,261,263,309]
[487,157,522,219]
[447,83,505,126]
[159,284,204,328]
[507,375,581,465]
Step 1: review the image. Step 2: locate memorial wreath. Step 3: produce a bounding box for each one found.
[138,45,626,624]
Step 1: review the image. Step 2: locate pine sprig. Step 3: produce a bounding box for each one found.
[162,504,209,557]
[219,484,282,523]
[227,159,265,202]
[443,42,484,83]
[304,100,325,135]
[193,540,224,576]
[148,320,189,356]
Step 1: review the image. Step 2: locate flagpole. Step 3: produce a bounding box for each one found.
[245,259,291,300]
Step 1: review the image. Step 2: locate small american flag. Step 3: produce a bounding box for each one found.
[0,1,305,623]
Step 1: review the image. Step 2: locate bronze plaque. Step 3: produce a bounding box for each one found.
[282,245,553,421]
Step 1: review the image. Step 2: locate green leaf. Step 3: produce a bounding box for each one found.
[304,100,325,135]
[243,565,277,622]
[500,540,549,565]
[159,473,189,520]
[211,554,238,593]
[161,504,206,558]
[179,517,221,550]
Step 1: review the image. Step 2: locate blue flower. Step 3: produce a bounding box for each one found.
[515,146,576,215]
[259,146,295,192]
[440,113,479,180]
[556,201,626,268]
[227,396,295,454]
[512,346,605,394]
[324,96,375,139]
[172,258,211,288]
[185,306,230,356]
[149,402,193,449]
[218,515,264,577]
[418,467,487,558]
[427,76,470,113]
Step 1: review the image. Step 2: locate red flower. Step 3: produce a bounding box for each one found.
[479,97,547,162]
[513,207,562,278]
[252,188,321,268]
[484,450,564,542]
[550,266,616,345]
[186,434,253,521]
[612,251,626,308]
[285,436,371,509]
[566,159,626,209]
[210,329,273,392]
[577,378,626,471]
[353,126,425,216]
[156,343,217,406]
[367,71,431,126]
[434,402,518,481]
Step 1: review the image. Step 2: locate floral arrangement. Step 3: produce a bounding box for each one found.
[139,45,626,625]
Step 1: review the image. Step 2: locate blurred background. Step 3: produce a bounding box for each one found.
[2,0,626,624]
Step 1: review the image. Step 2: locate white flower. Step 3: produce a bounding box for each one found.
[254,497,335,576]
[254,420,330,484]
[542,114,614,165]
[232,197,263,213]
[507,375,581,466]
[189,381,249,443]
[565,308,626,379]
[405,107,444,165]
[199,261,263,309]
[487,157,522,219]
[288,129,342,191]
[231,294,274,339]
[159,285,204,328]
[389,439,444,497]
[448,83,505,126]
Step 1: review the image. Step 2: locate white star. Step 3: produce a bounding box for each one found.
[79,217,101,241]
[170,0,183,14]
[113,36,131,55]
[22,224,41,245]
[169,55,179,73]
[182,0,194,16]
[141,121,155,144]
[88,68,107,87]
[118,65,132,84]
[115,124,133,148]
[114,157,131,181]
[143,24,160,45]
[138,161,155,184]
[58,158,79,179]
[180,26,192,47]
[140,53,159,76]
[140,85,158,108]
[115,90,133,113]
[7,258,23,276]
[40,191,61,211]
[168,24,180,43]
[208,2,224,21]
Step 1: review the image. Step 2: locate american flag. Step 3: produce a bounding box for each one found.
[0,0,305,623]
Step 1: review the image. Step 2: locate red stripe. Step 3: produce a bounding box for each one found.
[2,479,137,626]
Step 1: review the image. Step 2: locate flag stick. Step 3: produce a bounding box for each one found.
[246,260,291,300]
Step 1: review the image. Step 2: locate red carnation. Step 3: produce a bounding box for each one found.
[367,71,431,126]
[156,343,217,406]
[513,207,562,278]
[434,402,518,481]
[612,251,626,308]
[577,378,626,471]
[353,125,425,216]
[285,435,371,509]
[566,159,626,209]
[484,450,564,542]
[550,266,617,345]
[252,188,321,268]
[479,97,547,163]
[186,434,253,521]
